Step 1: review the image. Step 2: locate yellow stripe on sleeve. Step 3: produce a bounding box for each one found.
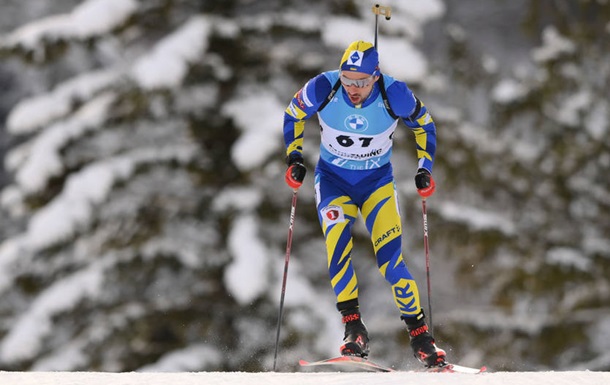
[286,121,305,156]
[416,112,433,126]
[413,128,432,161]
[285,102,307,120]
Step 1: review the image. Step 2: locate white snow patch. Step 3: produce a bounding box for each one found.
[545,90,591,127]
[224,215,269,305]
[0,236,29,293]
[1,0,137,50]
[438,202,515,235]
[492,79,528,104]
[455,123,505,155]
[26,145,198,250]
[223,88,285,171]
[531,26,576,62]
[585,100,609,140]
[0,260,106,363]
[377,37,428,82]
[9,93,115,193]
[322,17,371,50]
[546,247,592,272]
[132,16,212,90]
[386,0,446,22]
[278,258,317,308]
[212,187,263,212]
[583,235,610,258]
[278,13,321,33]
[6,69,120,134]
[382,0,445,40]
[140,221,217,269]
[26,157,133,249]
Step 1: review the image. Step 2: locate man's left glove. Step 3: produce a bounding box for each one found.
[415,168,435,198]
[285,154,307,189]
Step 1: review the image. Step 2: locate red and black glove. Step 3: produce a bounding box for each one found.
[285,154,307,189]
[415,168,435,198]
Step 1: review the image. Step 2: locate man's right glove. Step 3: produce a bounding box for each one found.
[415,168,435,198]
[285,155,307,189]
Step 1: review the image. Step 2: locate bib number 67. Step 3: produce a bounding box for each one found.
[336,135,373,148]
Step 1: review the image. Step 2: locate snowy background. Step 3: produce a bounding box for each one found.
[0,0,609,374]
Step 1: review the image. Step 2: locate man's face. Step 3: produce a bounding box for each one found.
[340,71,378,105]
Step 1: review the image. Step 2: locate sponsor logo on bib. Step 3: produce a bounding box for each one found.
[344,114,368,132]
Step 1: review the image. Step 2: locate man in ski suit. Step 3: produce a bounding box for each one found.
[282,40,446,367]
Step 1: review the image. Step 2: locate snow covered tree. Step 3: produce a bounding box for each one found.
[0,0,294,371]
[427,0,610,370]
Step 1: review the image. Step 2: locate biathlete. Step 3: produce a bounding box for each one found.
[283,40,446,367]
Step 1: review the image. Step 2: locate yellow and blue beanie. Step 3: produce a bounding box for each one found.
[340,41,379,75]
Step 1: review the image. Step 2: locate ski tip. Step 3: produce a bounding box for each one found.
[451,364,488,374]
[298,359,311,366]
[428,362,487,374]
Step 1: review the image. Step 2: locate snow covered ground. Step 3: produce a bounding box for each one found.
[0,370,608,385]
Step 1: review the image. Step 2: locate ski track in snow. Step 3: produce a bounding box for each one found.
[0,371,608,385]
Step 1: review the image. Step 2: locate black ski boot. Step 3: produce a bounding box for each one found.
[338,300,370,357]
[403,311,446,367]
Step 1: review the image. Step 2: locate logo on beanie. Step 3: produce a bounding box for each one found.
[347,50,364,67]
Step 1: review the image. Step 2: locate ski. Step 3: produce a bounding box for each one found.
[299,356,394,372]
[299,355,486,374]
[427,363,487,374]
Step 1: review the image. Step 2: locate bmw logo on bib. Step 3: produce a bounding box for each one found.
[345,114,368,132]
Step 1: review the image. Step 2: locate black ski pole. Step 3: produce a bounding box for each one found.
[421,198,434,333]
[272,189,298,372]
[372,4,392,49]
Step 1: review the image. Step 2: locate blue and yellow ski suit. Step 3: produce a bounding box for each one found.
[283,70,437,319]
